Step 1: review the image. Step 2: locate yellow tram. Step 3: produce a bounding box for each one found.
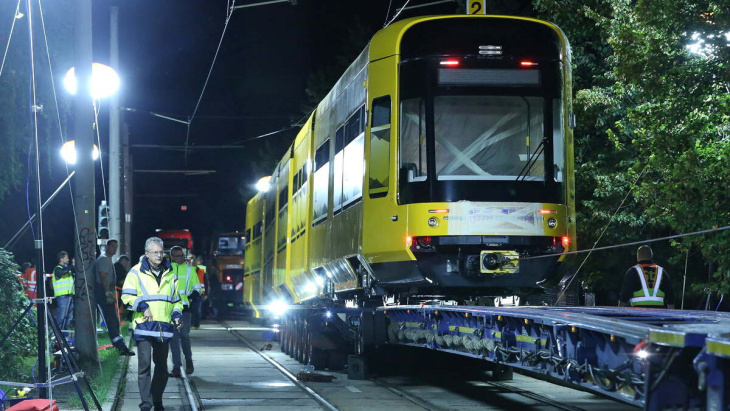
[245,14,576,320]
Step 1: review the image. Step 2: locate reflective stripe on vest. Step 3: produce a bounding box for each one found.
[130,269,180,311]
[629,265,665,306]
[52,265,74,296]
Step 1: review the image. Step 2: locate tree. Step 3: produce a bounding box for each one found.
[0,0,74,202]
[534,0,730,302]
[0,248,37,383]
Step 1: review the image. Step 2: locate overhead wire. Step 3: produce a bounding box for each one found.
[183,0,236,166]
[24,0,54,401]
[0,0,22,77]
[384,0,413,28]
[383,0,394,27]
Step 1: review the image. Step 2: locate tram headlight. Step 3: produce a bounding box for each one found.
[428,217,439,227]
[547,218,557,228]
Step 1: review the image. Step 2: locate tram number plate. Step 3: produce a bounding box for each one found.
[221,284,233,290]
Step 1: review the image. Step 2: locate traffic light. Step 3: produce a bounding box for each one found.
[98,201,110,244]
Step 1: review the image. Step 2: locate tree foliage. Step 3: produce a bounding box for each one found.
[534,0,730,301]
[0,248,37,383]
[0,0,74,202]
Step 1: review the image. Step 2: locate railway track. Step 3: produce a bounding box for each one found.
[170,318,627,410]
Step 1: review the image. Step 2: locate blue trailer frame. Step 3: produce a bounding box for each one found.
[379,306,730,410]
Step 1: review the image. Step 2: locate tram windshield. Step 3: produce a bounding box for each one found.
[401,95,559,182]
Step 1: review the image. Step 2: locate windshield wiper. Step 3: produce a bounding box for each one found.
[516,137,547,181]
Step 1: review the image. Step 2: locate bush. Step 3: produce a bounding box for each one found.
[0,248,37,383]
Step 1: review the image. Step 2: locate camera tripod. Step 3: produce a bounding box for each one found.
[0,298,101,411]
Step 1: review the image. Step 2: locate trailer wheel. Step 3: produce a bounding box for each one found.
[301,327,311,365]
[306,330,328,370]
[294,321,305,362]
[280,318,289,353]
[285,319,295,356]
[327,350,346,371]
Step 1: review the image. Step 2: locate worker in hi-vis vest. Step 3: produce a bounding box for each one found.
[168,246,200,378]
[121,237,183,411]
[52,251,75,332]
[619,245,676,308]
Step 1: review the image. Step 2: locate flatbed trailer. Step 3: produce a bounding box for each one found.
[279,305,730,410]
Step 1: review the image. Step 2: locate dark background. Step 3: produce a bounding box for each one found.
[6,0,520,268]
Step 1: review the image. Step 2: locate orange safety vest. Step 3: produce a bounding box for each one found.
[196,266,206,295]
[21,267,37,300]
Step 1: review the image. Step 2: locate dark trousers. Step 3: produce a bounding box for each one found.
[191,298,202,328]
[98,302,122,345]
[170,311,192,370]
[136,339,169,409]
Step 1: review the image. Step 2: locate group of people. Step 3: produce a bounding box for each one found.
[20,236,208,411]
[48,239,135,355]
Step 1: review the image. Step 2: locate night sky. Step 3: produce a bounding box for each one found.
[2,0,474,268]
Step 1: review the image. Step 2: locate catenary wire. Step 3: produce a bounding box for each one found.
[384,0,412,28]
[0,0,22,77]
[183,0,236,166]
[24,0,54,401]
[383,0,394,27]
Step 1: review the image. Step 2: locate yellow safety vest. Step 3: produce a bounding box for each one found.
[171,262,201,307]
[629,265,666,306]
[121,258,183,342]
[52,264,75,297]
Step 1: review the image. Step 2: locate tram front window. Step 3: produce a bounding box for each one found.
[401,96,546,182]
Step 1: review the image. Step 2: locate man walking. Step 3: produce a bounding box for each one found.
[52,251,75,332]
[94,239,135,355]
[168,246,200,377]
[619,245,676,308]
[122,237,183,411]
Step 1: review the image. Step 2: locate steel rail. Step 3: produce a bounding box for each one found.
[483,380,587,411]
[371,377,445,411]
[219,320,341,411]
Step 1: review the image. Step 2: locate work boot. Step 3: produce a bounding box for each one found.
[114,340,135,356]
[153,403,165,411]
[118,346,136,356]
[185,358,194,375]
[169,368,182,378]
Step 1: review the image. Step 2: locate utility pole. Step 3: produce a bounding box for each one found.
[73,0,99,367]
[123,121,133,256]
[109,6,121,256]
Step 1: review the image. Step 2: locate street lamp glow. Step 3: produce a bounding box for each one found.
[63,63,120,99]
[61,140,100,165]
[256,176,272,193]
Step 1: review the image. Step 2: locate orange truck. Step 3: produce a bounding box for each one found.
[209,232,246,311]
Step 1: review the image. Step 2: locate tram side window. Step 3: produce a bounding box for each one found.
[277,164,289,249]
[333,127,345,213]
[369,96,391,198]
[252,221,263,239]
[312,140,330,225]
[342,106,365,207]
[400,99,428,182]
